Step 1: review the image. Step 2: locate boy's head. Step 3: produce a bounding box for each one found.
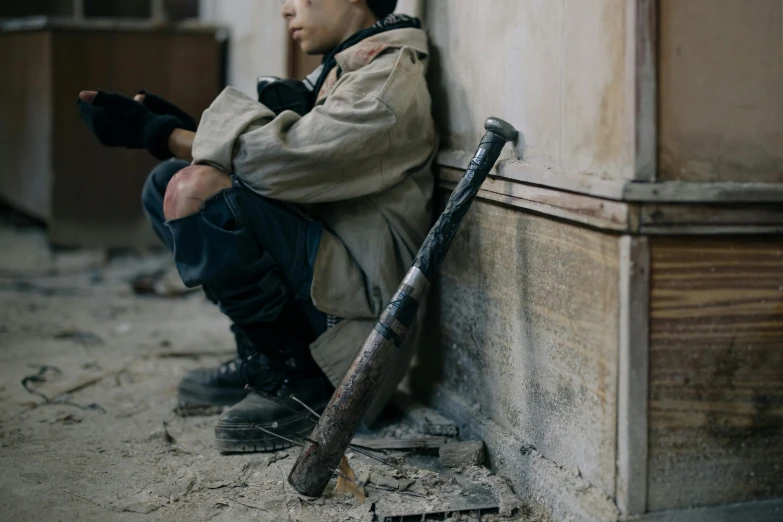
[282,0,398,55]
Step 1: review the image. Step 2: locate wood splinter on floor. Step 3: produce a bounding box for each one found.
[333,456,366,503]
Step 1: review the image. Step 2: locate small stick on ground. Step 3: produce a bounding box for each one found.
[250,392,401,470]
[251,425,304,448]
[289,394,321,419]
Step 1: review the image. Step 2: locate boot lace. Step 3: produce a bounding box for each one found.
[237,352,287,393]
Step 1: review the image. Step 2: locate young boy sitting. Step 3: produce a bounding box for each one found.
[77,0,436,452]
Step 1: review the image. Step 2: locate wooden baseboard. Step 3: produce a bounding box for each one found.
[437,166,783,235]
[635,499,783,522]
[427,386,783,522]
[437,150,783,204]
[428,388,621,522]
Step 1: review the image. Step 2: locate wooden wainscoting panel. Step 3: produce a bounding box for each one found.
[434,196,621,498]
[648,237,783,510]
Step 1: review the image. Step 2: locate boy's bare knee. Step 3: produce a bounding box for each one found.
[163,165,233,220]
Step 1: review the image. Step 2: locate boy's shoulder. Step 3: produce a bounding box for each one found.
[335,27,428,72]
[332,28,430,104]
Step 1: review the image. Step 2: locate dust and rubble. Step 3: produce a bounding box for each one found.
[0,219,548,521]
[439,441,486,468]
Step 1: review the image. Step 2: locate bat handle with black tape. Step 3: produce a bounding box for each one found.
[288,117,518,497]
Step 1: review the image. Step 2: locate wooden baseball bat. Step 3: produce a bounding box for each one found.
[288,117,518,497]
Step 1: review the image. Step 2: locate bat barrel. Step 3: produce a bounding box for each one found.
[287,117,517,497]
[288,268,429,497]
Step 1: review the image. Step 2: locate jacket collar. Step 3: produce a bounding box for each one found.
[335,28,429,73]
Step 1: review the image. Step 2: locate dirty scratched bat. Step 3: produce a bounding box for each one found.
[288,117,518,497]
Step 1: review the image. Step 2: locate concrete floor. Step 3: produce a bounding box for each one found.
[0,221,535,522]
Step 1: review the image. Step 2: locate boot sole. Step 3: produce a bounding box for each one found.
[214,413,315,453]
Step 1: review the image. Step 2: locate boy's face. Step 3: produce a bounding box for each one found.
[282,0,372,55]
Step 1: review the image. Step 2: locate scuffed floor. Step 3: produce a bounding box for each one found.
[0,220,538,522]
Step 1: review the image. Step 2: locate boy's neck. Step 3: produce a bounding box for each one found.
[337,12,378,47]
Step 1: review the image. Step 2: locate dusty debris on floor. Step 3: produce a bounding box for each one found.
[393,395,459,437]
[351,436,449,451]
[439,441,486,468]
[0,219,544,521]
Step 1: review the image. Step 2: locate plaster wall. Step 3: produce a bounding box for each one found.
[425,0,634,180]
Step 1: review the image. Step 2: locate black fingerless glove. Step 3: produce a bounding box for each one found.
[77,90,184,160]
[137,91,198,132]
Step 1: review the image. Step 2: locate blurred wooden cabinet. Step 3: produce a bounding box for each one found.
[0,0,199,21]
[0,22,224,246]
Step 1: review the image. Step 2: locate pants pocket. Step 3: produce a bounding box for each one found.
[167,190,261,289]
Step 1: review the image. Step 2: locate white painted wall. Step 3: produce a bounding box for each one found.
[396,0,424,18]
[199,0,288,97]
[426,0,637,181]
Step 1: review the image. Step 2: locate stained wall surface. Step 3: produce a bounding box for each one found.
[659,0,783,183]
[430,192,621,499]
[425,0,635,180]
[648,238,783,510]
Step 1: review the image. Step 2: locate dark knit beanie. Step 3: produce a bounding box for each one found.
[367,0,397,19]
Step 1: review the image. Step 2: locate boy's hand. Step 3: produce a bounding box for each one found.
[134,91,198,132]
[77,90,185,160]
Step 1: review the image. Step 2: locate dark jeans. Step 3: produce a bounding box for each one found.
[141,160,327,337]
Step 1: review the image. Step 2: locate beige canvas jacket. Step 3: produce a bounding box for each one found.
[191,27,437,421]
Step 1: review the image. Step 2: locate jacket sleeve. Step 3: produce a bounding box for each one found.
[191,86,402,203]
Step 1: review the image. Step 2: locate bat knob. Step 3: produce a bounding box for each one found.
[484,117,517,142]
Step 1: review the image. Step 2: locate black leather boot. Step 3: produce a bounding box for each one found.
[176,325,253,412]
[213,302,333,453]
[214,363,334,453]
[177,301,317,411]
[212,321,333,453]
